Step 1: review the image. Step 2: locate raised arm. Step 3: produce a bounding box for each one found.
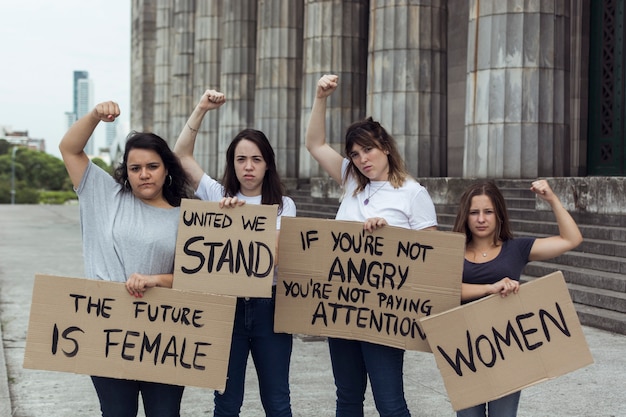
[59,101,120,188]
[173,89,226,189]
[528,179,583,261]
[305,74,345,184]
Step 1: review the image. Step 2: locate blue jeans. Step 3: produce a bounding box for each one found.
[456,391,520,417]
[328,338,411,417]
[91,376,184,417]
[214,291,293,417]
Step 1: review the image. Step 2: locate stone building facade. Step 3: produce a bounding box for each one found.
[129,1,624,195]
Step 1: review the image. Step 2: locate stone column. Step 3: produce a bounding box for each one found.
[218,0,258,176]
[254,0,304,178]
[368,0,447,177]
[169,1,196,145]
[154,0,174,139]
[464,0,569,178]
[300,0,368,192]
[130,0,156,133]
[193,1,222,177]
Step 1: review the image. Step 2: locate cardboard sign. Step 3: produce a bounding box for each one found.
[275,217,465,351]
[419,271,594,411]
[174,199,278,297]
[23,274,237,390]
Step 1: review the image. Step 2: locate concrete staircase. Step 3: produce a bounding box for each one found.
[287,179,626,336]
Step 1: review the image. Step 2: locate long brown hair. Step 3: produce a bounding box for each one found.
[452,181,514,245]
[222,129,286,213]
[343,117,410,195]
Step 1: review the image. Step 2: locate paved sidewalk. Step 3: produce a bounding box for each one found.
[1,205,625,417]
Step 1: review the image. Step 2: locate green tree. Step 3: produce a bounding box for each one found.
[15,148,72,191]
[0,147,75,203]
[92,157,113,175]
[0,139,10,155]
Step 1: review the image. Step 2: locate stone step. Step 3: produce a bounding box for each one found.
[568,282,626,314]
[524,262,626,293]
[520,271,626,314]
[574,304,626,335]
[522,275,626,335]
[437,213,626,245]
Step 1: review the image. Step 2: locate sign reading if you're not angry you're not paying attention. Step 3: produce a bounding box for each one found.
[274,217,465,351]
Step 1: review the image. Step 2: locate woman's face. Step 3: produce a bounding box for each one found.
[348,143,389,181]
[126,148,168,205]
[234,139,267,196]
[467,194,498,239]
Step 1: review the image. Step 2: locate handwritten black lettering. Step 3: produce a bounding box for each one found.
[132,301,204,327]
[104,329,212,371]
[51,324,84,357]
[300,230,319,250]
[182,210,232,228]
[376,293,432,315]
[437,302,572,377]
[328,257,408,290]
[181,237,273,278]
[310,301,426,340]
[241,215,267,231]
[337,285,370,303]
[330,231,384,256]
[396,241,434,261]
[69,294,114,318]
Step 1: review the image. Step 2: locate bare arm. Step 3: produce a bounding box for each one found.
[125,273,173,298]
[305,74,345,184]
[59,101,120,188]
[461,278,520,302]
[173,89,226,189]
[528,180,583,261]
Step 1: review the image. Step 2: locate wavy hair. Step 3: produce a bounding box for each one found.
[343,117,410,195]
[452,181,514,245]
[113,131,195,207]
[222,128,286,213]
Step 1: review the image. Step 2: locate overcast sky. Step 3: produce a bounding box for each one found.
[0,0,131,158]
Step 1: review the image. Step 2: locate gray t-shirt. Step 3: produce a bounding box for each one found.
[76,161,180,282]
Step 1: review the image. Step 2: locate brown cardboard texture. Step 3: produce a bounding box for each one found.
[275,217,465,351]
[23,274,237,390]
[419,271,594,411]
[174,199,278,297]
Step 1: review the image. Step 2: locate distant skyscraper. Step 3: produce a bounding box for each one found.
[73,71,88,115]
[105,118,118,148]
[69,70,95,155]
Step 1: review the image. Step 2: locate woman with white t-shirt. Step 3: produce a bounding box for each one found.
[174,90,295,417]
[305,74,438,417]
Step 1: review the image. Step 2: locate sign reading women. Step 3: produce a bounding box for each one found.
[419,272,594,411]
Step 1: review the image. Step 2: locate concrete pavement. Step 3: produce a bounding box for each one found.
[1,204,625,417]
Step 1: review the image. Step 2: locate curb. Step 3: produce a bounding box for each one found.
[0,323,12,417]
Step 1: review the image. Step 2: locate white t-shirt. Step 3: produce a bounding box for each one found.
[335,159,437,230]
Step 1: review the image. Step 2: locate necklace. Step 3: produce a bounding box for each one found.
[364,182,386,205]
[472,244,495,258]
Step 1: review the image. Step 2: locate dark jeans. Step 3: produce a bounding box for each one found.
[214,292,293,417]
[456,391,521,417]
[328,338,411,417]
[91,376,184,417]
